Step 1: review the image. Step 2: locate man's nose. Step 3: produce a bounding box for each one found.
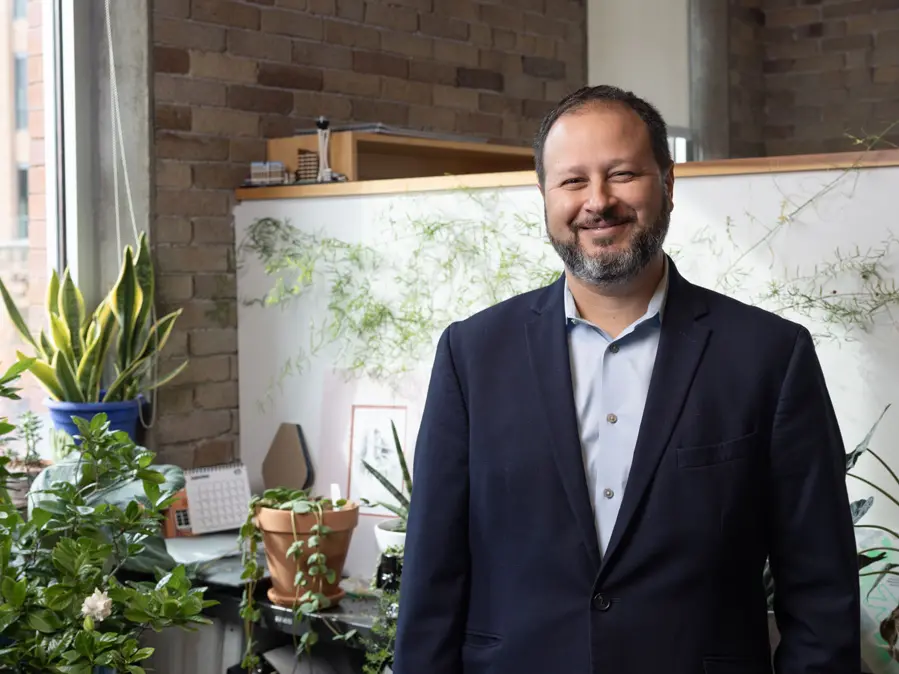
[584,180,617,214]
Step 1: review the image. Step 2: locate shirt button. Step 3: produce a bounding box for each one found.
[592,593,611,611]
[607,413,618,424]
[603,488,614,499]
[609,344,619,353]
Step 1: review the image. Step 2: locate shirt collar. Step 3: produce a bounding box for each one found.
[564,256,669,325]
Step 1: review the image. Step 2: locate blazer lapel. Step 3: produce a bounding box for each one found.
[598,261,711,578]
[525,277,602,571]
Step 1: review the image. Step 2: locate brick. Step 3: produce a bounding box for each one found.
[294,91,354,119]
[408,104,456,131]
[381,77,432,105]
[154,16,226,51]
[524,13,566,38]
[352,51,408,78]
[419,14,468,40]
[155,46,190,74]
[336,0,364,20]
[155,0,191,18]
[457,67,504,92]
[517,34,557,60]
[323,69,381,96]
[156,385,194,416]
[163,299,237,330]
[469,23,492,48]
[492,28,516,51]
[227,28,292,62]
[192,0,261,29]
[503,73,545,100]
[308,0,337,14]
[292,39,353,69]
[191,329,238,356]
[364,2,417,31]
[479,50,520,76]
[823,0,877,19]
[352,98,410,126]
[522,56,566,80]
[193,164,248,190]
[230,138,267,162]
[275,0,306,7]
[433,40,479,67]
[155,214,193,242]
[873,65,899,84]
[258,62,323,89]
[160,331,189,359]
[155,73,227,106]
[191,50,258,82]
[155,103,192,131]
[523,99,555,118]
[227,84,295,113]
[156,410,232,444]
[260,8,323,39]
[192,107,259,137]
[480,4,524,30]
[194,274,237,299]
[156,244,232,274]
[872,41,899,66]
[765,40,820,60]
[156,131,231,161]
[259,114,297,138]
[195,381,239,409]
[193,438,236,467]
[157,161,192,190]
[456,111,503,137]
[379,30,434,59]
[157,274,194,302]
[479,93,523,116]
[823,34,873,51]
[192,216,236,244]
[324,19,380,49]
[433,84,479,110]
[156,191,232,219]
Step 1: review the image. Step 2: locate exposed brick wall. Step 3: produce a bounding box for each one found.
[150,0,587,467]
[729,0,766,158]
[729,0,899,157]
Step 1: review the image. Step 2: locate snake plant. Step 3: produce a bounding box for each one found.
[0,233,187,403]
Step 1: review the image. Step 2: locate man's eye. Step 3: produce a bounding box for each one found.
[561,178,583,185]
[610,172,635,180]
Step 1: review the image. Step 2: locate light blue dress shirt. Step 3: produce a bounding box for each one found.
[564,260,669,557]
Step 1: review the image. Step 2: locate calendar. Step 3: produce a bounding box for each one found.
[183,462,252,535]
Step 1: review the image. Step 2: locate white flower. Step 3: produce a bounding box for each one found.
[80,588,113,622]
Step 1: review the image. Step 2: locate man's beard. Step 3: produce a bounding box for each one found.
[546,197,671,288]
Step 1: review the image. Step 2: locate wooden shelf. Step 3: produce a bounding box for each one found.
[265,131,534,182]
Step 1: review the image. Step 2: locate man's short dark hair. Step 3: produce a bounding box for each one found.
[533,85,674,187]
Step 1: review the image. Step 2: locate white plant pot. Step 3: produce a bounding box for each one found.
[374,518,406,554]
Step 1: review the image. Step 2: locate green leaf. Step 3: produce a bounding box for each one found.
[0,276,37,350]
[58,269,86,364]
[52,349,85,402]
[28,609,61,633]
[109,248,141,375]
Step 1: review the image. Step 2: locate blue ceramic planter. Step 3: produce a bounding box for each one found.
[45,396,142,443]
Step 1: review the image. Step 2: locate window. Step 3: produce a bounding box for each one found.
[14,55,27,130]
[16,167,27,238]
[0,0,68,463]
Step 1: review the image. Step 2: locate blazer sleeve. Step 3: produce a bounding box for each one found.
[768,327,860,674]
[392,323,470,674]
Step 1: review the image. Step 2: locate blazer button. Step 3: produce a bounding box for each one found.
[592,593,610,611]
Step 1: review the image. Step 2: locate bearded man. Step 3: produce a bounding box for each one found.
[392,85,860,674]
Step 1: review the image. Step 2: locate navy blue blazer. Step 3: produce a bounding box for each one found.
[393,259,860,674]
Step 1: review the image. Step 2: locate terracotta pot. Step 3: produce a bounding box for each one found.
[6,460,50,513]
[256,502,360,608]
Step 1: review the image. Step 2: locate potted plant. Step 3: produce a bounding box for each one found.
[1,410,48,513]
[239,488,360,669]
[0,233,187,442]
[0,358,212,673]
[361,421,412,554]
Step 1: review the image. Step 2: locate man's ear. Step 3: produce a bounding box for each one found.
[664,166,675,210]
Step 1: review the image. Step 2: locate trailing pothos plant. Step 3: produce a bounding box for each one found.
[361,420,412,532]
[238,488,357,670]
[0,232,187,404]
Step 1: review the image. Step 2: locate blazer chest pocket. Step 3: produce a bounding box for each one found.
[676,432,756,469]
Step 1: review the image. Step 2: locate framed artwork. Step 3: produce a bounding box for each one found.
[347,404,408,517]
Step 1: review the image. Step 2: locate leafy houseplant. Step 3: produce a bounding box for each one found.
[360,421,412,553]
[1,410,47,513]
[0,361,213,673]
[0,233,187,442]
[363,546,403,674]
[239,488,360,669]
